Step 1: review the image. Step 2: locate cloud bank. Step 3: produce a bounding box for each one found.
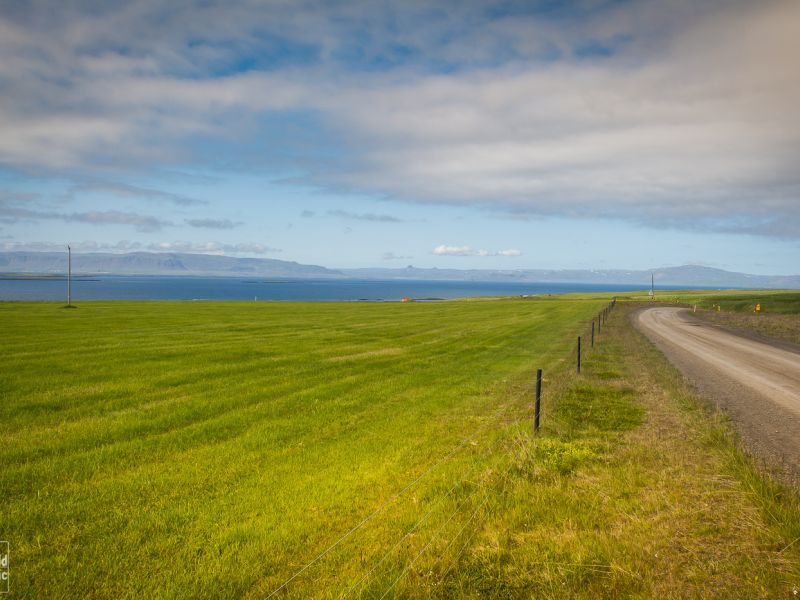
[0,0,798,237]
[1,240,280,255]
[67,181,206,206]
[147,241,280,254]
[0,205,170,232]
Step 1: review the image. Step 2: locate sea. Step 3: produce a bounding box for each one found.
[0,276,695,302]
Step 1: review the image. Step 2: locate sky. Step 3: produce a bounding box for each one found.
[0,0,798,274]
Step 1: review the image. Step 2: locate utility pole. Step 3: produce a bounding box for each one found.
[67,244,72,307]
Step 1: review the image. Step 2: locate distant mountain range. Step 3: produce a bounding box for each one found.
[0,251,342,278]
[1,251,798,289]
[342,265,800,288]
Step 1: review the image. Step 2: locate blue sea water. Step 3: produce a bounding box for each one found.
[0,276,691,302]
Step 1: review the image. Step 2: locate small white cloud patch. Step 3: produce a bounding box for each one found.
[432,245,521,257]
[147,241,280,255]
[382,251,413,260]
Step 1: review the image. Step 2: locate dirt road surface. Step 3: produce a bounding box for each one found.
[635,306,800,482]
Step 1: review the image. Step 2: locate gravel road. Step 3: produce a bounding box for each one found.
[635,306,800,481]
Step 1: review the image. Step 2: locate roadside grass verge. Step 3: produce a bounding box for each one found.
[685,291,800,347]
[691,292,800,315]
[691,307,800,347]
[426,302,800,598]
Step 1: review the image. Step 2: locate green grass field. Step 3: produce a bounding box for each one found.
[1,298,604,597]
[2,296,798,598]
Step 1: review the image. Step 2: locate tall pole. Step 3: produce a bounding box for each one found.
[67,244,72,306]
[534,368,542,432]
[651,272,654,301]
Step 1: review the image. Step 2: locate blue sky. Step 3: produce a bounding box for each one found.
[0,0,798,273]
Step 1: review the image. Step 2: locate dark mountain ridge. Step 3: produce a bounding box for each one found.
[0,251,343,278]
[1,252,798,288]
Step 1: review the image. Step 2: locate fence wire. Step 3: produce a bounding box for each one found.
[264,400,518,599]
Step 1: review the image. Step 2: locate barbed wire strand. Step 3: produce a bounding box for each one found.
[341,429,511,598]
[264,400,520,599]
[438,506,486,584]
[341,478,467,599]
[379,492,490,600]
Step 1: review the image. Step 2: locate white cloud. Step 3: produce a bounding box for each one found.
[0,239,279,256]
[433,245,473,256]
[327,209,405,223]
[382,251,413,260]
[432,245,521,257]
[146,241,280,255]
[184,218,242,229]
[0,205,171,232]
[69,181,206,206]
[1,240,142,252]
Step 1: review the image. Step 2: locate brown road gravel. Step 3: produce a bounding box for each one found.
[635,306,800,482]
